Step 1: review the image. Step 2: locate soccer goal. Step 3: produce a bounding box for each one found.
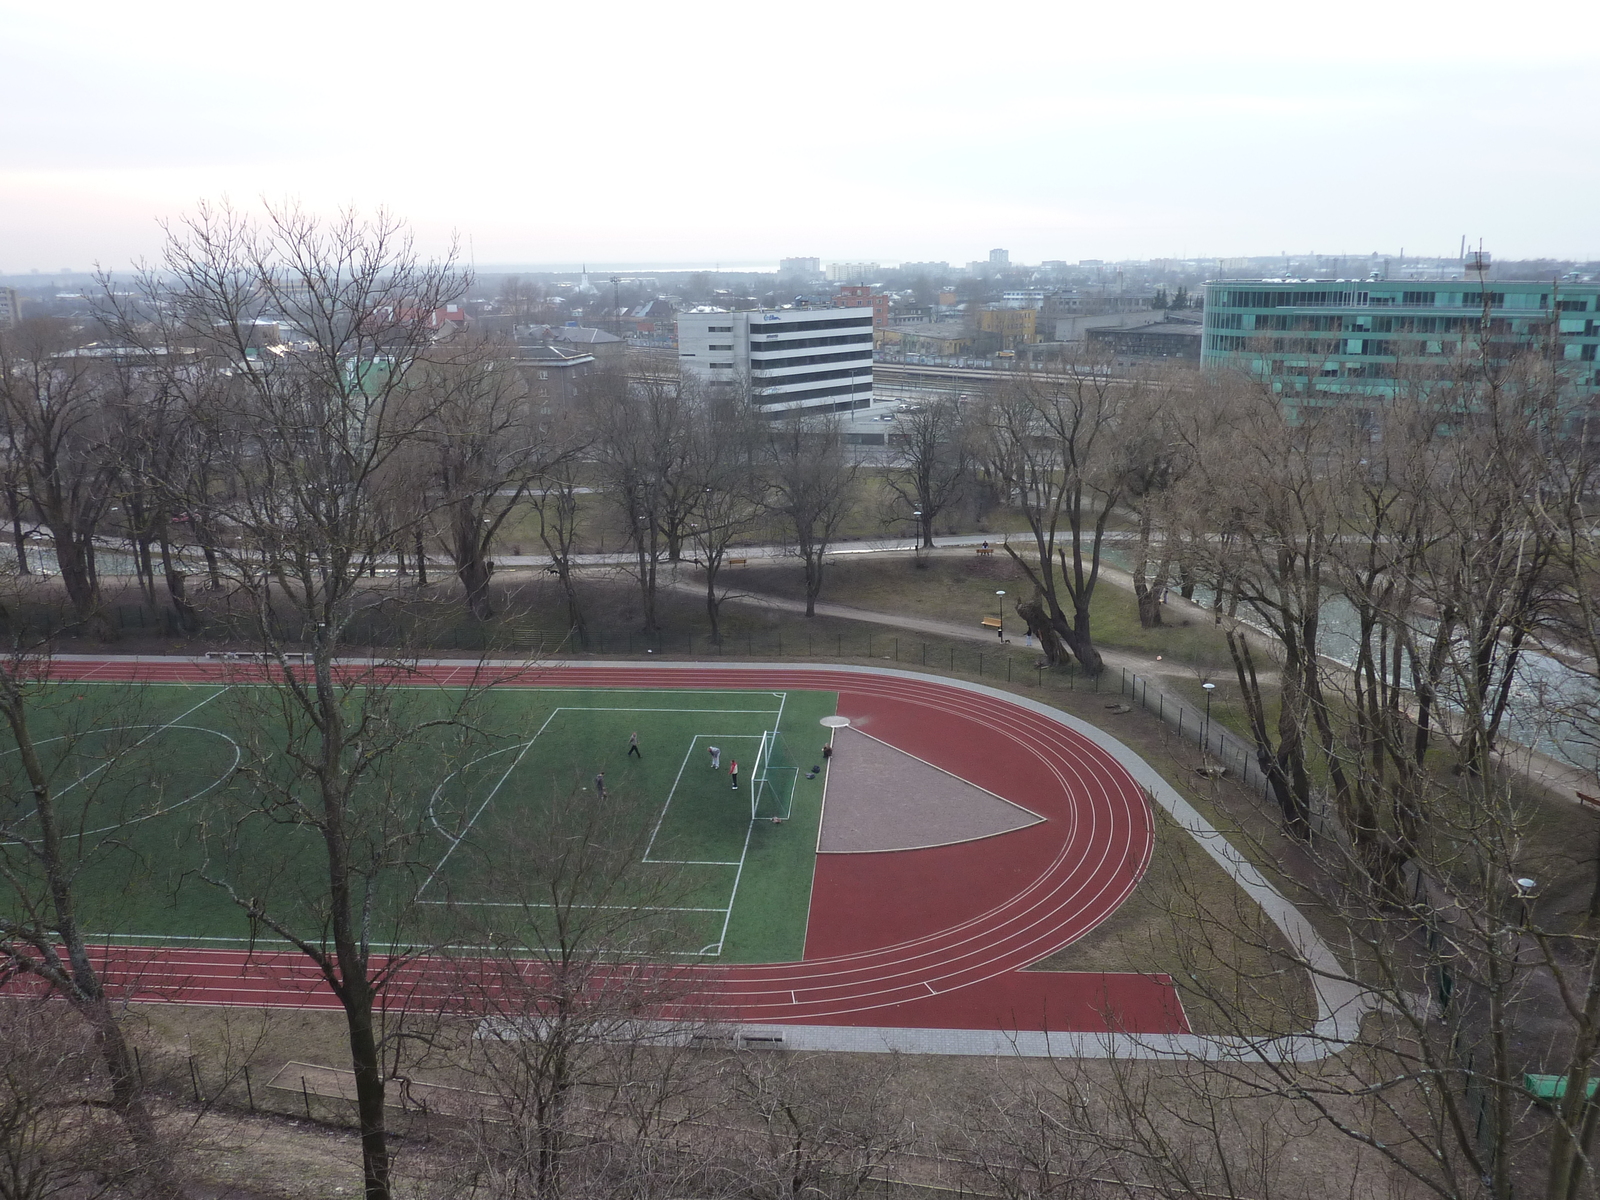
[750,729,798,822]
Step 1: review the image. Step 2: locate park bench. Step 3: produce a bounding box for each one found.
[1579,791,1600,809]
[975,545,994,556]
[727,557,748,567]
[980,617,1003,631]
[1525,1074,1599,1103]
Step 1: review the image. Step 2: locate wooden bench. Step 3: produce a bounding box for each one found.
[1579,792,1600,809]
[980,617,1003,631]
[975,545,994,556]
[727,557,748,567]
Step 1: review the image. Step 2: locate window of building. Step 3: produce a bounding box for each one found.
[709,344,733,351]
[1557,300,1590,312]
[710,362,733,369]
[1583,344,1598,362]
[708,326,733,333]
[1402,291,1437,306]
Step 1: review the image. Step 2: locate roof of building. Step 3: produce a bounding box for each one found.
[521,324,623,346]
[897,322,971,338]
[518,343,596,365]
[1089,320,1202,336]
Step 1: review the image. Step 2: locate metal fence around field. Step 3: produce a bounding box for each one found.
[65,600,1282,802]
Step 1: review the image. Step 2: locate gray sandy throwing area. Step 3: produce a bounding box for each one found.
[817,726,1043,853]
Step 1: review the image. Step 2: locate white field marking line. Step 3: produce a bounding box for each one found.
[1,726,243,846]
[841,724,1047,822]
[712,819,758,955]
[748,732,769,821]
[14,687,231,816]
[556,706,783,714]
[643,738,706,861]
[641,733,763,864]
[801,718,836,960]
[416,900,729,913]
[415,709,560,899]
[709,690,786,947]
[85,932,726,959]
[756,690,792,820]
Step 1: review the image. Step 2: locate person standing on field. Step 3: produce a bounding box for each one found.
[595,771,606,800]
[729,759,739,791]
[708,745,721,770]
[628,731,641,758]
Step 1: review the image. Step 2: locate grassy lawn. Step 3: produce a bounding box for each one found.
[730,551,1238,670]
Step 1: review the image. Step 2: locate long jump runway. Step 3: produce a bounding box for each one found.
[39,658,1186,1036]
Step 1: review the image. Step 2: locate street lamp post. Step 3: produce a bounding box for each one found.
[1513,875,1540,928]
[1201,681,1216,758]
[996,590,1006,640]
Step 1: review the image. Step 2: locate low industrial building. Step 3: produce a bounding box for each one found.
[1086,315,1202,362]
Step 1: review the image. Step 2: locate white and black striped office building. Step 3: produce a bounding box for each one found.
[676,307,874,415]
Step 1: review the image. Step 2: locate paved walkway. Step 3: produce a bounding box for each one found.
[659,571,1272,793]
[663,566,1599,815]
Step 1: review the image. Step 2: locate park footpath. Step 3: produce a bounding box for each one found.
[661,552,1599,816]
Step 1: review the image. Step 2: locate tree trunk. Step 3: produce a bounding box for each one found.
[195,523,222,589]
[801,545,823,618]
[1016,597,1068,665]
[52,527,106,634]
[1228,630,1311,840]
[0,688,183,1198]
[458,556,494,621]
[343,984,392,1200]
[7,487,29,575]
[636,532,660,633]
[158,537,201,634]
[706,560,723,644]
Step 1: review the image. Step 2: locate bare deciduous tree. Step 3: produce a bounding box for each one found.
[766,416,857,618]
[0,321,120,634]
[106,200,477,1200]
[883,397,974,551]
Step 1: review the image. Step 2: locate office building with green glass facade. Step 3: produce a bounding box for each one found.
[1201,279,1600,409]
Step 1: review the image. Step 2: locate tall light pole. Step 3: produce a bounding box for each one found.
[1201,681,1216,759]
[996,590,1006,640]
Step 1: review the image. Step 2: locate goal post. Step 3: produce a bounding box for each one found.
[750,729,797,822]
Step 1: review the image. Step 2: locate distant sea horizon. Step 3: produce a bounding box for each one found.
[473,262,785,275]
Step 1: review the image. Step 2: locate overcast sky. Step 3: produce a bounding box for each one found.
[3,0,1597,272]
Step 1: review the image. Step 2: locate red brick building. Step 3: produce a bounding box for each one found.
[832,284,891,329]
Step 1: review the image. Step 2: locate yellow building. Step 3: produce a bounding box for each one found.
[977,307,1038,349]
[898,322,972,357]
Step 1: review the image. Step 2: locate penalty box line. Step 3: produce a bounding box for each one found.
[642,732,765,865]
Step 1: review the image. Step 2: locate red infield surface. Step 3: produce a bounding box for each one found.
[32,659,1186,1036]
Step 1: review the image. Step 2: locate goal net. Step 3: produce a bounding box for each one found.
[750,729,798,821]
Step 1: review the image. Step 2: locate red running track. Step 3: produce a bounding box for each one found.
[37,660,1186,1035]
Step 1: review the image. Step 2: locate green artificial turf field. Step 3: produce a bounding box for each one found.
[0,681,837,964]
